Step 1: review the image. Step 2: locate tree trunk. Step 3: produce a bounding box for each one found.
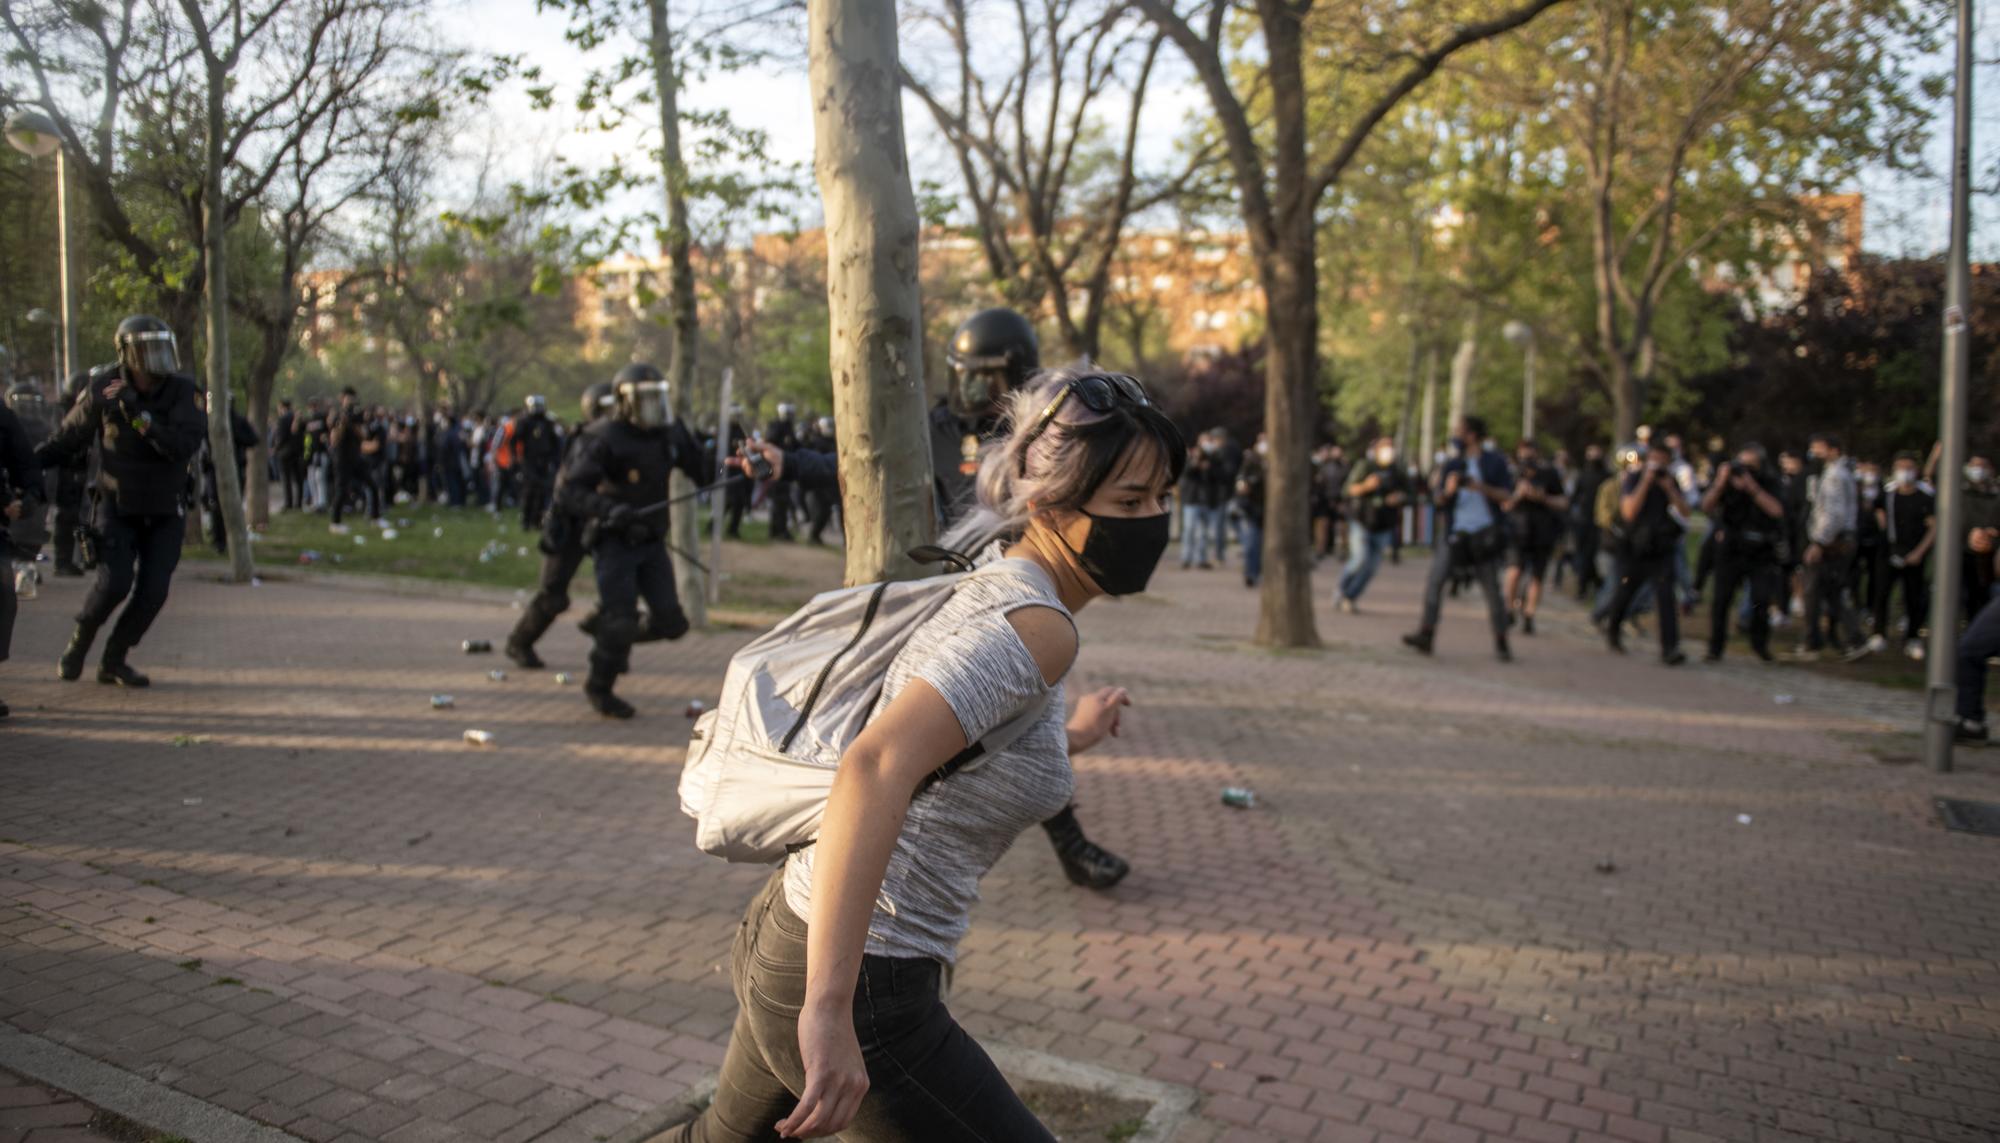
[809,0,934,586]
[1251,0,1319,648]
[244,324,287,529]
[650,0,706,626]
[1447,316,1478,430]
[200,58,253,583]
[1418,347,1438,473]
[1608,352,1639,443]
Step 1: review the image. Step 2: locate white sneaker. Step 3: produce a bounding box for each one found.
[1905,639,1925,661]
[1865,634,1888,654]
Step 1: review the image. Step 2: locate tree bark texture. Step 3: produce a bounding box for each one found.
[199,53,252,581]
[1448,316,1478,431]
[650,0,706,626]
[809,0,935,586]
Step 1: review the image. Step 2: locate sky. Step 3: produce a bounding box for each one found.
[456,0,1998,262]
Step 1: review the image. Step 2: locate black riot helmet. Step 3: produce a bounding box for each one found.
[524,394,547,415]
[115,314,180,377]
[580,382,614,421]
[947,307,1039,418]
[612,363,670,430]
[5,381,43,417]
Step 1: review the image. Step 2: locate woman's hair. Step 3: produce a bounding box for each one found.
[942,366,1187,554]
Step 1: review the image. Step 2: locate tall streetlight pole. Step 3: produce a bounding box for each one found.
[1923,0,1974,774]
[6,111,76,386]
[1503,319,1537,442]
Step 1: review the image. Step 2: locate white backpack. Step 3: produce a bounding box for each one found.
[678,551,1053,864]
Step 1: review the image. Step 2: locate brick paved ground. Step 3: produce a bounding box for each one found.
[0,1066,120,1141]
[2,548,1998,1142]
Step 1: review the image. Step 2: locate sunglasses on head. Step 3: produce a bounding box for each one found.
[1017,373,1150,475]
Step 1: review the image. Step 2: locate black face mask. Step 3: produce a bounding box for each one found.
[1070,511,1171,596]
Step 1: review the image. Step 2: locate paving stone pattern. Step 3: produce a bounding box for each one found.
[0,1066,121,1141]
[2,552,1997,1142]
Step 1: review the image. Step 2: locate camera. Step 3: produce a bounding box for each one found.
[737,441,774,482]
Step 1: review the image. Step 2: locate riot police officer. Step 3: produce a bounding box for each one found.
[47,372,91,575]
[1,391,45,719]
[515,394,563,531]
[765,403,799,541]
[505,383,613,669]
[934,307,1040,522]
[35,315,207,687]
[5,383,54,566]
[557,364,707,718]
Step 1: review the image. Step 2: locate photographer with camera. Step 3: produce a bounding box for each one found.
[1403,415,1514,662]
[1605,440,1689,664]
[1700,443,1784,662]
[1501,437,1567,636]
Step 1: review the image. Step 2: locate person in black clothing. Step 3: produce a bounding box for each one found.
[1569,444,1610,601]
[764,403,799,541]
[507,384,614,670]
[35,315,207,687]
[1605,441,1689,664]
[327,388,370,530]
[47,371,91,576]
[1,397,45,719]
[1776,450,1808,619]
[1235,436,1268,588]
[272,398,304,510]
[5,383,55,569]
[1700,444,1784,662]
[1501,438,1568,636]
[800,415,838,544]
[559,364,708,719]
[1874,453,1936,657]
[515,395,563,531]
[197,391,258,554]
[722,413,751,539]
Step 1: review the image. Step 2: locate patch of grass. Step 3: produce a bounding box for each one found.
[175,959,202,971]
[89,1109,194,1143]
[231,503,839,615]
[210,977,243,987]
[1106,1118,1146,1143]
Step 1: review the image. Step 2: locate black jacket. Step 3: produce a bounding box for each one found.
[517,410,563,473]
[557,419,707,531]
[0,405,45,544]
[37,365,205,518]
[271,409,301,458]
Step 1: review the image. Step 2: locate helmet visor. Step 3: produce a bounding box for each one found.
[625,381,670,429]
[125,329,180,375]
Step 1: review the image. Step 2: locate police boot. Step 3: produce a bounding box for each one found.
[57,622,100,682]
[98,643,151,688]
[504,639,545,670]
[1042,806,1130,890]
[576,609,601,637]
[584,672,635,720]
[635,608,691,644]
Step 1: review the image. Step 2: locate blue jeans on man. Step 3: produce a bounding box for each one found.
[1241,520,1263,586]
[1180,504,1220,567]
[1339,520,1394,603]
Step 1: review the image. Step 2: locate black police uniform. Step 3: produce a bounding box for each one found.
[36,365,206,674]
[1,404,46,697]
[507,420,604,662]
[764,415,799,540]
[722,420,751,538]
[558,418,707,704]
[272,406,304,510]
[50,372,92,574]
[515,410,563,531]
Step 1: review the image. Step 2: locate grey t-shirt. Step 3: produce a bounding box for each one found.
[784,557,1075,964]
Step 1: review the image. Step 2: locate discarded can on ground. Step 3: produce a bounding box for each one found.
[554,672,574,685]
[15,565,38,600]
[487,669,507,682]
[430,694,455,709]
[685,699,707,718]
[381,528,398,541]
[462,639,492,654]
[1221,787,1257,809]
[463,729,495,747]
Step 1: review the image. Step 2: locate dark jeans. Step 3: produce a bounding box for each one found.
[1709,552,1774,658]
[1608,554,1679,655]
[1873,556,1928,638]
[769,482,794,539]
[667,873,1054,1143]
[78,510,183,653]
[52,470,84,568]
[1419,533,1507,641]
[1572,523,1602,600]
[329,459,373,524]
[509,523,587,650]
[279,453,305,510]
[1804,538,1862,651]
[1956,593,2000,722]
[589,536,688,682]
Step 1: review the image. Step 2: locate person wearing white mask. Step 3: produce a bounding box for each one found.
[1959,454,2000,623]
[1872,452,1935,659]
[1337,436,1410,612]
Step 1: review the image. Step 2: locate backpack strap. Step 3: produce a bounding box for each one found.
[914,692,1051,796]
